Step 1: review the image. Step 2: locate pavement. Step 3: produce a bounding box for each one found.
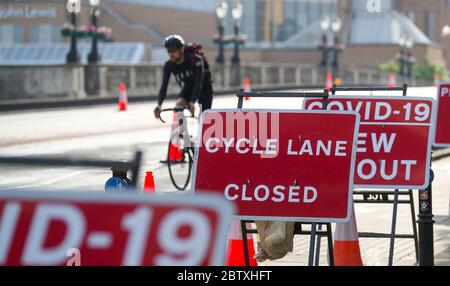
[259,151,450,266]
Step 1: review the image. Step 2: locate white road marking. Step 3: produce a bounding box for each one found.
[13,170,89,189]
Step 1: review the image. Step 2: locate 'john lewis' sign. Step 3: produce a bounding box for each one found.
[0,6,57,20]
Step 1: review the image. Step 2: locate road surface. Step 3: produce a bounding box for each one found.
[1,86,449,266]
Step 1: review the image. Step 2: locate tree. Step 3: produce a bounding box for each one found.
[379,59,399,74]
[413,58,449,83]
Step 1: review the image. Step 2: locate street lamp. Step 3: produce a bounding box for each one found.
[319,16,342,83]
[215,0,228,65]
[331,17,342,71]
[231,0,243,65]
[88,0,101,64]
[66,0,81,64]
[442,25,450,38]
[398,34,407,78]
[405,38,415,82]
[319,16,330,67]
[229,0,244,87]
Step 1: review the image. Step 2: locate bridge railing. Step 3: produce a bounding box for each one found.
[0,63,391,103]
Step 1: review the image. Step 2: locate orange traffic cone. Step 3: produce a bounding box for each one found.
[143,171,156,193]
[388,72,397,88]
[243,77,251,100]
[118,82,128,111]
[333,206,364,266]
[333,77,342,86]
[433,74,440,87]
[225,221,258,266]
[168,111,183,161]
[325,72,333,91]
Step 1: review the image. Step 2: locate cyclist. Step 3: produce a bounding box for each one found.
[153,34,214,119]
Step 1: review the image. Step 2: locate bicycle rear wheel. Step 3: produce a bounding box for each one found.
[167,133,192,191]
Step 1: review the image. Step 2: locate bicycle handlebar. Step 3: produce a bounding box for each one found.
[158,106,194,123]
[160,106,189,113]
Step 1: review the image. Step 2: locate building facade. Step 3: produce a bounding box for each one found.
[0,0,448,73]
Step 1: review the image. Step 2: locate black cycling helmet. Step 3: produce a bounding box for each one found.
[164,35,185,50]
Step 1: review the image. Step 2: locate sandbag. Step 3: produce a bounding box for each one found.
[254,221,295,262]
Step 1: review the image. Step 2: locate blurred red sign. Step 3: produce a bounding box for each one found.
[193,110,359,223]
[434,83,450,147]
[305,96,435,189]
[0,191,233,266]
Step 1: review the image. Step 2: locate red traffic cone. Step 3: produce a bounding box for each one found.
[333,206,364,266]
[143,171,155,193]
[243,77,251,101]
[169,143,183,161]
[325,72,333,91]
[388,72,397,88]
[225,221,258,266]
[118,82,128,111]
[169,111,183,161]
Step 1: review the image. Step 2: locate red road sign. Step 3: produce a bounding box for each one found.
[434,83,450,147]
[0,191,234,266]
[304,96,435,189]
[193,110,360,223]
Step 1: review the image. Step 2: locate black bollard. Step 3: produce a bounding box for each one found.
[105,167,133,192]
[417,168,434,266]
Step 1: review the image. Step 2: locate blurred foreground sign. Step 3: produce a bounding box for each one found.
[434,83,450,147]
[0,191,233,266]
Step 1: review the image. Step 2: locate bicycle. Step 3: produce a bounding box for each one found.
[159,106,196,191]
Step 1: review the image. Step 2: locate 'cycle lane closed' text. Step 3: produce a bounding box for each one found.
[192,109,360,223]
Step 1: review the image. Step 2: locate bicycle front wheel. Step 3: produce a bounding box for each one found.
[167,133,192,191]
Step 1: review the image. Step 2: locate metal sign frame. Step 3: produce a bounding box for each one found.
[192,89,342,266]
[0,151,142,187]
[327,84,429,266]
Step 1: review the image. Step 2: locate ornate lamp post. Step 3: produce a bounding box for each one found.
[442,25,450,38]
[66,0,81,64]
[88,0,102,63]
[319,16,330,68]
[405,38,415,83]
[319,16,343,84]
[231,0,243,65]
[230,0,244,86]
[398,34,407,79]
[215,0,228,65]
[331,17,342,76]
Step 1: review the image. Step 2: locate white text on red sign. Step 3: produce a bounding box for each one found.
[194,110,359,222]
[0,192,233,266]
[304,97,435,188]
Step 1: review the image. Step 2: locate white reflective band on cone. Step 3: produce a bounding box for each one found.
[334,205,359,241]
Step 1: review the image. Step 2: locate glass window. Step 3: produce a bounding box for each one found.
[51,24,62,43]
[426,11,435,40]
[255,0,265,42]
[15,24,23,43]
[29,25,39,43]
[0,24,23,44]
[29,24,61,43]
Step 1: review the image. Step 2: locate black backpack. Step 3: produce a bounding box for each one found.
[184,42,210,71]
